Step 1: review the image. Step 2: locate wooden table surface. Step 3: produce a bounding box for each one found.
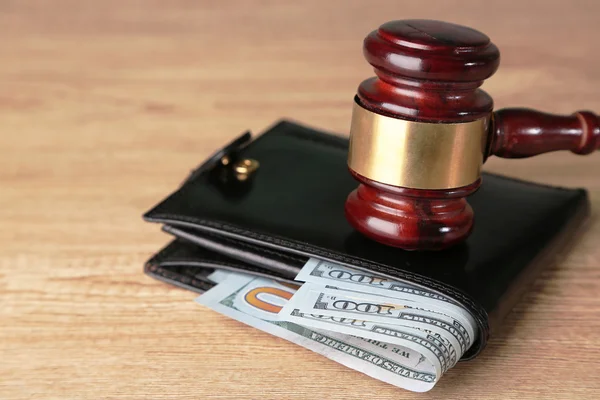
[2,1,599,399]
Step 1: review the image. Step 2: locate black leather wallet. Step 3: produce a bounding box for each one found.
[143,120,590,360]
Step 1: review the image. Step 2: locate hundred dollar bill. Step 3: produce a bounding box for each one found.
[296,259,454,302]
[283,308,457,371]
[296,259,476,328]
[335,284,474,344]
[324,284,475,343]
[282,283,471,355]
[195,272,439,392]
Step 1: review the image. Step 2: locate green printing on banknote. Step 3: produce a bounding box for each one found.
[217,282,436,384]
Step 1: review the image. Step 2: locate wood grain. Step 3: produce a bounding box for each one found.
[1,1,599,399]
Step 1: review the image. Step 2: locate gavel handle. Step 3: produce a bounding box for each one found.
[490,108,600,158]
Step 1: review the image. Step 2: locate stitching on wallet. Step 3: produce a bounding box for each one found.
[200,230,307,264]
[161,260,266,275]
[146,263,211,290]
[146,241,183,264]
[161,260,291,281]
[146,240,273,276]
[162,258,250,271]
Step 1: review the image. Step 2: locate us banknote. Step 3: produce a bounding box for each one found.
[278,284,471,355]
[296,259,454,304]
[289,260,477,350]
[195,258,478,392]
[281,260,478,385]
[195,271,438,392]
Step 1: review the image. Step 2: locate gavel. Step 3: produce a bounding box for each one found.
[344,19,599,251]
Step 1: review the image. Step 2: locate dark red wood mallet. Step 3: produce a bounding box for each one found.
[344,19,599,251]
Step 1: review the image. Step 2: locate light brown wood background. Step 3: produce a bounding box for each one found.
[1,1,599,399]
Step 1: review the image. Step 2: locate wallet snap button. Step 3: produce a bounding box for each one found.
[233,158,259,181]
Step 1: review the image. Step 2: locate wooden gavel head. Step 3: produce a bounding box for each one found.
[344,19,599,251]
